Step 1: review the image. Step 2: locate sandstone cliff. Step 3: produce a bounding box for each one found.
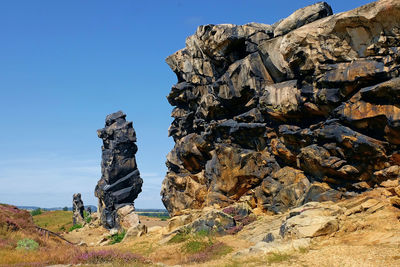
[161,0,400,216]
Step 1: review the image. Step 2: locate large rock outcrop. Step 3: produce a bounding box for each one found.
[161,0,400,216]
[95,111,143,229]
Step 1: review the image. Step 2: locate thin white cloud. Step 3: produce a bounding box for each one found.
[0,153,166,209]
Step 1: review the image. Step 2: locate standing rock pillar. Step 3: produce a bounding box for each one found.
[95,111,143,229]
[72,193,85,225]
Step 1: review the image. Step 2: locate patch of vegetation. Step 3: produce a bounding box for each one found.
[168,227,232,263]
[186,242,233,263]
[16,238,39,251]
[183,240,209,253]
[83,210,92,224]
[109,230,126,245]
[62,207,68,211]
[266,252,293,264]
[168,227,192,244]
[69,224,83,232]
[30,208,42,216]
[0,204,35,231]
[33,210,73,233]
[222,206,257,235]
[73,249,146,264]
[137,212,169,220]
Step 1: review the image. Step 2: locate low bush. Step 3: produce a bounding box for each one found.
[109,230,126,244]
[68,224,82,232]
[30,209,42,216]
[16,238,39,251]
[83,211,92,224]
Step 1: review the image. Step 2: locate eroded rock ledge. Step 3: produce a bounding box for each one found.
[161,0,400,216]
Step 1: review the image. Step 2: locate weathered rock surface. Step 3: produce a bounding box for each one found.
[162,0,400,217]
[72,193,85,225]
[95,111,143,229]
[279,202,342,239]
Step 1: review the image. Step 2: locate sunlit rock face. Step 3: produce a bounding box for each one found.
[95,111,143,229]
[162,0,400,216]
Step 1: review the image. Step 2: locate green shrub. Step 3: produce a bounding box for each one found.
[16,238,39,251]
[30,208,42,216]
[69,224,83,232]
[109,230,126,244]
[62,207,68,211]
[83,210,92,224]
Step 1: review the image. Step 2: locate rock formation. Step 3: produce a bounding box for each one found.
[72,193,84,225]
[161,0,400,216]
[95,111,143,229]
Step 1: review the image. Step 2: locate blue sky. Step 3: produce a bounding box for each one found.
[0,0,372,209]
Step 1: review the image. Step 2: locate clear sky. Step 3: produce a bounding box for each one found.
[0,0,373,209]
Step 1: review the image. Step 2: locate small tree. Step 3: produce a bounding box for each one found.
[30,208,42,216]
[63,206,68,211]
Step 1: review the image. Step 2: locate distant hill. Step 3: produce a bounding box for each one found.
[136,208,168,212]
[17,205,98,212]
[16,205,166,213]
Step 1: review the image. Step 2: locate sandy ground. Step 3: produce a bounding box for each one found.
[62,192,400,267]
[139,215,168,228]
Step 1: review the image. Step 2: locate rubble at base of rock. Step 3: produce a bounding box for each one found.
[161,0,400,217]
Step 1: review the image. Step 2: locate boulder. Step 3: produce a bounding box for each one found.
[122,224,148,242]
[274,2,333,37]
[117,205,140,230]
[279,202,342,239]
[95,111,143,229]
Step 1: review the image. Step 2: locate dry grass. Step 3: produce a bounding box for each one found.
[0,204,150,266]
[33,210,73,233]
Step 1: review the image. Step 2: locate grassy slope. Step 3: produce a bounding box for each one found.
[0,204,147,266]
[0,204,77,265]
[33,210,73,233]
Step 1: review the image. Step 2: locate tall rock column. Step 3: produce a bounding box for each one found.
[72,193,84,225]
[95,111,143,229]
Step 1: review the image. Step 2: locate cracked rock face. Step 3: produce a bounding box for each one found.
[161,0,400,217]
[95,111,143,229]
